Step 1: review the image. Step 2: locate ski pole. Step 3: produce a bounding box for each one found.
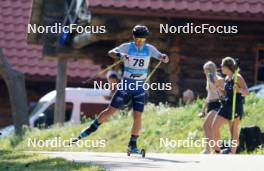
[82,59,122,84]
[232,59,239,121]
[145,61,162,82]
[231,58,239,151]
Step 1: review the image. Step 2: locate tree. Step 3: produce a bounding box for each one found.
[0,49,28,135]
[54,59,67,126]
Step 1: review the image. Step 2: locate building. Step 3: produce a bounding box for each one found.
[88,0,264,102]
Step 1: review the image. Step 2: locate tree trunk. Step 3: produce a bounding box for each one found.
[54,58,67,126]
[0,49,28,135]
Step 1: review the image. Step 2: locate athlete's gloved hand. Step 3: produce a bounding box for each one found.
[160,54,169,63]
[116,52,128,59]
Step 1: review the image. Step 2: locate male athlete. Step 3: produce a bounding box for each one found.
[71,25,169,153]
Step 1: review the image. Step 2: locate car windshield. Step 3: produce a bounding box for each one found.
[257,89,264,98]
[29,101,47,117]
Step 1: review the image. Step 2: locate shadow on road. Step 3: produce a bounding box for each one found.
[76,153,200,170]
[146,156,200,164]
[89,160,161,169]
[88,154,199,164]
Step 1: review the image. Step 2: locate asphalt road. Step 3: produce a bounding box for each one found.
[38,151,264,171]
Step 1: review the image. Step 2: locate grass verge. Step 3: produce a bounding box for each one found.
[0,150,104,171]
[0,94,263,154]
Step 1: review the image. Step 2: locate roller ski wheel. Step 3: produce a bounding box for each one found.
[220,148,231,154]
[141,149,146,158]
[127,149,131,156]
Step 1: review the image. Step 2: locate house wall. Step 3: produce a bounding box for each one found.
[77,15,264,104]
[170,20,264,100]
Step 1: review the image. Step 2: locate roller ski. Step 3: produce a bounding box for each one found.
[69,136,82,145]
[126,136,146,158]
[127,146,146,158]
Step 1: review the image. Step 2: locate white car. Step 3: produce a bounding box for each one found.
[0,88,110,137]
[249,84,264,98]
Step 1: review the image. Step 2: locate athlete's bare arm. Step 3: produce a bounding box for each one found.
[108,49,121,59]
[237,74,249,96]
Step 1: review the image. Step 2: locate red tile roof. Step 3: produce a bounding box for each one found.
[1,0,263,80]
[89,0,264,19]
[0,0,100,80]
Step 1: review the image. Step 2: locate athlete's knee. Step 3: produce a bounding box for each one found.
[104,106,117,115]
[203,121,210,130]
[212,116,223,129]
[211,121,219,131]
[133,111,142,120]
[98,106,117,122]
[211,123,217,131]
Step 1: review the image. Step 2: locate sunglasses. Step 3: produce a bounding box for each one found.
[135,38,146,42]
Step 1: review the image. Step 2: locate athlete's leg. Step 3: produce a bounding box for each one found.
[228,117,240,154]
[128,90,145,151]
[70,106,118,143]
[131,111,142,136]
[128,111,142,151]
[211,114,228,153]
[79,106,118,138]
[203,110,217,153]
[72,89,127,143]
[97,106,118,123]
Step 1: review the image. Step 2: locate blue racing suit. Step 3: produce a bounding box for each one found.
[110,42,163,112]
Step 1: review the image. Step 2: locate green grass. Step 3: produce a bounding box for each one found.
[0,94,264,154]
[0,150,104,171]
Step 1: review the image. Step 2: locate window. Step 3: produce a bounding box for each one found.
[33,102,73,128]
[256,47,264,83]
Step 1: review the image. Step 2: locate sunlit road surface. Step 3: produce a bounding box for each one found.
[36,151,264,171]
